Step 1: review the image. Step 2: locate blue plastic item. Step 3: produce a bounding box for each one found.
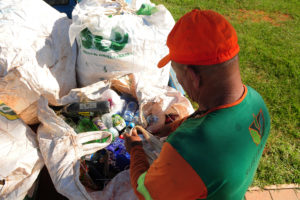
[46,0,77,18]
[168,67,186,95]
[106,138,130,171]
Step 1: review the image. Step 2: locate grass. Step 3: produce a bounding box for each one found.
[151,0,300,187]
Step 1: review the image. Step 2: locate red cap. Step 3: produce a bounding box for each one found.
[158,10,239,68]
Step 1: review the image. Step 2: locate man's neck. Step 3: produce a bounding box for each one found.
[197,82,244,112]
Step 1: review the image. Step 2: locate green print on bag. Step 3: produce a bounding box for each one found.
[0,101,18,120]
[80,28,129,52]
[136,4,158,16]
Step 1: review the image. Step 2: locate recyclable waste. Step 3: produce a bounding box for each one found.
[53,98,142,191]
[51,95,165,191]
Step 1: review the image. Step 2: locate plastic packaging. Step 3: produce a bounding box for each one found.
[112,114,126,132]
[99,89,126,114]
[123,101,138,122]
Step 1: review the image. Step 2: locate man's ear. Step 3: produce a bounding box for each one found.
[186,67,200,89]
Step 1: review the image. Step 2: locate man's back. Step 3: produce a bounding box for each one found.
[167,85,270,199]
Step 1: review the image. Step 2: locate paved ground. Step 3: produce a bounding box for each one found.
[245,184,299,200]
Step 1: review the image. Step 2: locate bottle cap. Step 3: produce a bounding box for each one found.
[129,122,135,128]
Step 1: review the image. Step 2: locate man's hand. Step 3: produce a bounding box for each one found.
[124,129,143,153]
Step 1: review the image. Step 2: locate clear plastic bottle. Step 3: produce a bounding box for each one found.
[123,101,138,122]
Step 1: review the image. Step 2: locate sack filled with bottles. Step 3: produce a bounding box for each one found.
[37,74,194,199]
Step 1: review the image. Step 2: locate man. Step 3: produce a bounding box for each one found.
[124,9,270,200]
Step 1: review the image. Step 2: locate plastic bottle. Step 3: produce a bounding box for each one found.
[123,101,138,122]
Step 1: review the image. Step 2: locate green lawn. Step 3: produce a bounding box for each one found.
[151,0,300,187]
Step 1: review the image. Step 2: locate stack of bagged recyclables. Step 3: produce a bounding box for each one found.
[0,0,195,199]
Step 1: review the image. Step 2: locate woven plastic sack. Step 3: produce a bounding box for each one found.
[89,170,137,200]
[69,0,174,87]
[0,0,77,124]
[0,101,44,200]
[37,97,113,200]
[37,75,193,199]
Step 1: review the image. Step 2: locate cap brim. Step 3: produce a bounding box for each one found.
[157,54,171,68]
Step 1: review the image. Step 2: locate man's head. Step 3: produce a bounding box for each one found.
[158,10,242,109]
[171,55,241,104]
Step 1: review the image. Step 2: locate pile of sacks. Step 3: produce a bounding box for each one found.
[0,0,194,199]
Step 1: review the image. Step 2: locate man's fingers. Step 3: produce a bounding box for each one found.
[131,128,138,136]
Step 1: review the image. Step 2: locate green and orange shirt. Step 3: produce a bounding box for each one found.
[130,85,271,200]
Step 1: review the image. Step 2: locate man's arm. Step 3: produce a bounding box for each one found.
[124,130,150,200]
[125,131,207,200]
